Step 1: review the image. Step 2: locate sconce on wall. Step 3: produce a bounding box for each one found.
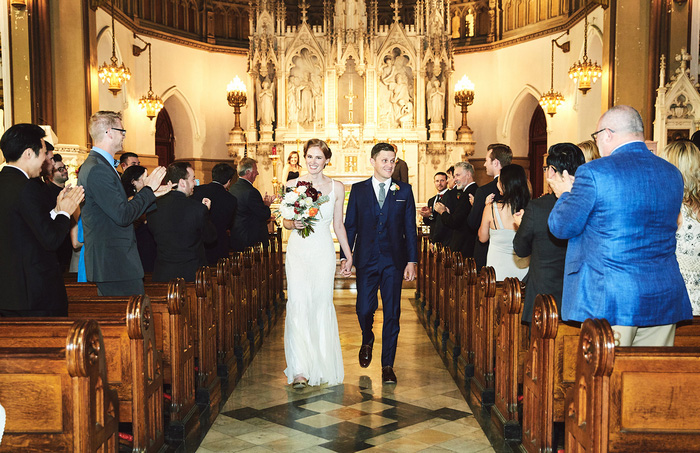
[540,32,569,117]
[568,0,602,94]
[98,0,131,96]
[454,75,475,139]
[134,34,163,120]
[227,76,247,134]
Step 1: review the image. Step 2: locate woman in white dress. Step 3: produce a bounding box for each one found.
[478,164,531,281]
[661,139,700,316]
[282,139,353,389]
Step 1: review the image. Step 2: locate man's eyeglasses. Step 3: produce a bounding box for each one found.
[110,127,127,135]
[55,166,67,172]
[591,128,614,140]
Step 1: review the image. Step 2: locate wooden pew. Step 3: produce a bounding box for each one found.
[416,234,429,304]
[230,253,252,366]
[565,318,700,452]
[65,281,202,449]
[444,251,463,365]
[242,248,263,352]
[273,227,285,303]
[456,257,478,382]
[520,295,581,453]
[0,296,165,452]
[213,257,238,396]
[470,266,502,407]
[0,320,120,452]
[491,277,529,441]
[436,247,451,348]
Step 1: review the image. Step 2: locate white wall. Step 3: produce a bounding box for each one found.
[452,7,605,159]
[96,9,249,161]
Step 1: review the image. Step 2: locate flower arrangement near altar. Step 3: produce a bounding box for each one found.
[277,181,330,238]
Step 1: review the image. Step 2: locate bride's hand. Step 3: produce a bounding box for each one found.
[293,220,305,229]
[340,258,353,276]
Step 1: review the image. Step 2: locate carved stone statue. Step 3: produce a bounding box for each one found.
[392,71,413,125]
[427,77,444,123]
[287,75,300,124]
[288,48,323,125]
[452,11,461,39]
[257,79,275,126]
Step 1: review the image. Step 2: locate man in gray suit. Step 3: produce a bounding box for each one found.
[79,111,169,296]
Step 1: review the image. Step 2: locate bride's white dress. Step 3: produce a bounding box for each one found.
[284,181,344,386]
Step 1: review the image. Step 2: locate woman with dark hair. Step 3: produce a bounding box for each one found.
[478,164,531,280]
[120,165,157,273]
[282,138,353,389]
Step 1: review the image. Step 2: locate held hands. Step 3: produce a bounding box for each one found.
[547,170,575,198]
[55,185,85,215]
[339,258,353,277]
[403,262,416,281]
[201,198,211,210]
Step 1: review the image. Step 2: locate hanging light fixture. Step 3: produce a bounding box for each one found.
[98,0,131,96]
[134,36,163,120]
[568,1,601,94]
[540,39,565,117]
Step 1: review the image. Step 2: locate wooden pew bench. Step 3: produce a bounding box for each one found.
[0,320,120,452]
[64,282,201,449]
[521,295,700,453]
[0,296,165,452]
[566,318,700,452]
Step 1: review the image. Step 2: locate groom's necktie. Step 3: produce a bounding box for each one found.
[378,182,386,208]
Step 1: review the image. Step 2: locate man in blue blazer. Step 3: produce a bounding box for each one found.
[548,105,692,346]
[341,143,417,384]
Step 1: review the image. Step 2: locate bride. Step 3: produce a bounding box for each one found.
[282,138,353,389]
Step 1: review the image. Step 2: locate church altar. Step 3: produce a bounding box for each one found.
[227,0,475,203]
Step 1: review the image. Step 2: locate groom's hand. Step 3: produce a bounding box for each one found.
[403,263,416,281]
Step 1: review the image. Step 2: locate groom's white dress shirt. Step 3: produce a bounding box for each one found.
[371,176,392,203]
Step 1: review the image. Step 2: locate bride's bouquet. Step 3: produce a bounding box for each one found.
[277,181,330,238]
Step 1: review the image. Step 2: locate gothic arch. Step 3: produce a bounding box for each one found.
[502,84,542,140]
[160,86,200,159]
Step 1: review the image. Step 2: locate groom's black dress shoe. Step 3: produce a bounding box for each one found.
[382,366,397,384]
[359,345,372,368]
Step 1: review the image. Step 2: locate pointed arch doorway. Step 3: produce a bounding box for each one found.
[528,105,547,197]
[155,108,175,167]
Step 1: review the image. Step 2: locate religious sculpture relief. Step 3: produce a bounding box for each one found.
[288,48,323,125]
[257,78,275,126]
[426,76,445,123]
[378,48,414,128]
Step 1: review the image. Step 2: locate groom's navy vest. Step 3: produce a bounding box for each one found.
[375,202,392,257]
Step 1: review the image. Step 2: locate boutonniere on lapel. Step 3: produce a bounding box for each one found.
[390,183,400,193]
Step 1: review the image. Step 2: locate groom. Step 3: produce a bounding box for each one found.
[341,142,417,384]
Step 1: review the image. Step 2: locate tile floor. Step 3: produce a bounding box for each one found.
[196,289,496,452]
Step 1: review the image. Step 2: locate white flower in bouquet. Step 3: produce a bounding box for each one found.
[280,204,296,219]
[295,185,307,194]
[283,191,299,204]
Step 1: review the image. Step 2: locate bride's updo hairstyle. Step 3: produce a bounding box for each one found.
[304,138,332,160]
[499,164,531,215]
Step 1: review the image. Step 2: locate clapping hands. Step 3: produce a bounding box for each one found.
[485,193,495,205]
[547,170,575,198]
[55,185,85,215]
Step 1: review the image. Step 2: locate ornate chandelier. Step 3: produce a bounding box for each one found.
[568,1,601,94]
[98,0,130,96]
[136,37,163,120]
[540,39,565,117]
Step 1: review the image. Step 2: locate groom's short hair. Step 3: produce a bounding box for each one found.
[371,142,396,159]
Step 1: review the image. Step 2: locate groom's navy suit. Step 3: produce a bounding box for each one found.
[343,178,417,367]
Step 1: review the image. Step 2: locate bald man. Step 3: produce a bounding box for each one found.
[548,105,692,347]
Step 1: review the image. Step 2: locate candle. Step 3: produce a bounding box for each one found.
[271,146,277,156]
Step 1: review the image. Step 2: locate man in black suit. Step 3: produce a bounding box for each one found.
[434,162,478,257]
[79,111,168,296]
[0,124,83,316]
[43,154,73,271]
[419,171,452,246]
[192,163,238,265]
[228,157,272,252]
[513,143,585,323]
[148,162,217,282]
[467,144,512,269]
[392,156,409,183]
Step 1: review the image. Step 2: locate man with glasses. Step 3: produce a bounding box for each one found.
[79,111,169,296]
[548,105,692,347]
[44,154,73,271]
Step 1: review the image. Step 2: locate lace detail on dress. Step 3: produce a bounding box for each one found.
[676,204,700,316]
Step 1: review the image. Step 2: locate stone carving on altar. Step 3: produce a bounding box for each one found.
[653,48,700,151]
[427,77,445,123]
[288,48,323,125]
[257,78,275,126]
[378,47,415,128]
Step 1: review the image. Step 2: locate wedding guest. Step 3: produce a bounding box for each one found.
[121,165,157,273]
[282,151,302,182]
[577,140,600,162]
